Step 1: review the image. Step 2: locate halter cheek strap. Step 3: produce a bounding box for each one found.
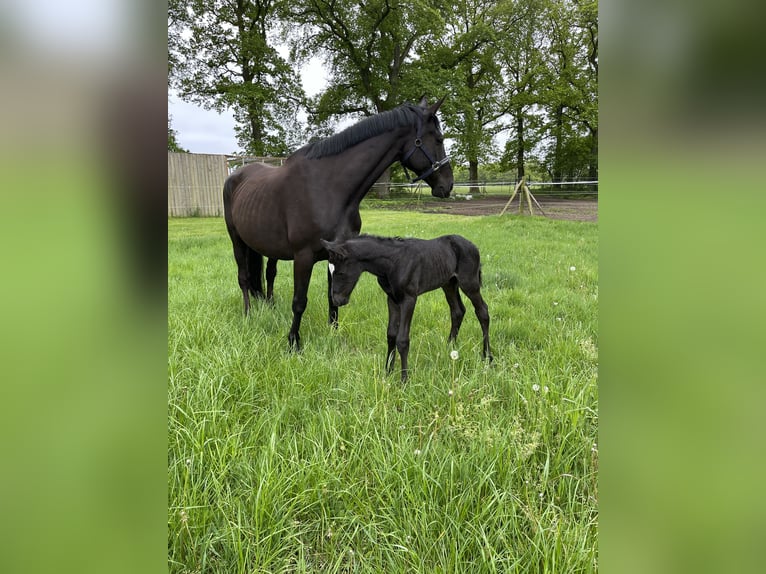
[400,117,451,183]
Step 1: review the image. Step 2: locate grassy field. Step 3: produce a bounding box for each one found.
[168,210,598,573]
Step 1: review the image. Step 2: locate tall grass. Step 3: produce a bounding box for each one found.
[168,211,598,572]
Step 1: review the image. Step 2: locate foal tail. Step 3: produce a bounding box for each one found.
[448,235,483,287]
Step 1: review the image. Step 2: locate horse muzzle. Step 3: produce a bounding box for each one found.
[332,294,350,307]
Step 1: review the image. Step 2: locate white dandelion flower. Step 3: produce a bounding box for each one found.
[532,384,540,392]
[450,350,459,361]
[414,449,422,456]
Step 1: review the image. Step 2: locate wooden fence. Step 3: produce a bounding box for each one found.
[168,152,229,216]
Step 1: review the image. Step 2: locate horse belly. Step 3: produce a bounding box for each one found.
[232,190,293,259]
[414,249,456,294]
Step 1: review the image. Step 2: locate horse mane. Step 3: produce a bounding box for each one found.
[295,105,420,160]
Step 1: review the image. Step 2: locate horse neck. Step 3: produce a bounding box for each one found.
[352,238,398,277]
[331,128,412,203]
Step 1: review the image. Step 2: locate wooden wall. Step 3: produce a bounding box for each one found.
[168,152,229,217]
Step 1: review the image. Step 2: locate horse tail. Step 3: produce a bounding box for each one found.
[247,248,264,295]
[448,235,482,287]
[223,172,239,228]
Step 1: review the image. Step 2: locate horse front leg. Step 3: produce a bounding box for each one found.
[288,251,315,352]
[327,264,338,328]
[396,296,417,382]
[385,295,400,374]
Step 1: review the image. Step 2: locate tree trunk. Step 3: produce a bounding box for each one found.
[468,159,480,195]
[376,167,391,198]
[553,104,564,182]
[249,111,265,156]
[588,126,598,187]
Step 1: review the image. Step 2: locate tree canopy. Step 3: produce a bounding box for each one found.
[168,0,597,181]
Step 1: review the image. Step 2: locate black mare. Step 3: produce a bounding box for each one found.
[321,234,493,381]
[223,97,453,350]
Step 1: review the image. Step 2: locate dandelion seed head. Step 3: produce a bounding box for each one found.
[414,449,422,456]
[532,384,540,392]
[570,266,576,271]
[450,350,459,361]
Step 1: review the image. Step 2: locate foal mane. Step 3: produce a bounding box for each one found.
[296,105,421,160]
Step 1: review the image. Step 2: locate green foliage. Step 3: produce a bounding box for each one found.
[169,0,306,155]
[169,211,598,572]
[168,116,188,153]
[168,0,598,178]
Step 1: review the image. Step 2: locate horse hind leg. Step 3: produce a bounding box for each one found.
[246,247,266,300]
[226,230,253,315]
[442,277,466,343]
[466,290,492,362]
[266,258,278,302]
[458,275,492,362]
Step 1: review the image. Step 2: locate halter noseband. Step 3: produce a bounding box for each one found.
[400,115,451,184]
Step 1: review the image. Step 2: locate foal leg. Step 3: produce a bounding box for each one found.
[396,296,418,382]
[442,277,466,343]
[265,258,278,302]
[327,264,339,328]
[462,286,493,362]
[385,295,401,374]
[287,250,315,351]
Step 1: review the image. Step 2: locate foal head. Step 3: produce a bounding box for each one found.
[321,239,364,307]
[401,96,454,199]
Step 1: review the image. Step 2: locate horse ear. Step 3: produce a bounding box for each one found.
[430,95,446,114]
[418,95,428,108]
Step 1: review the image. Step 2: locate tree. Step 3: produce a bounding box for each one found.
[539,0,597,182]
[168,116,188,152]
[495,0,547,180]
[422,0,505,194]
[168,0,306,155]
[289,0,449,195]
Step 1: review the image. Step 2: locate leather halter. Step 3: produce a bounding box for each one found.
[400,115,451,184]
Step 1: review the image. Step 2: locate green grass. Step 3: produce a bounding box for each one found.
[168,210,598,573]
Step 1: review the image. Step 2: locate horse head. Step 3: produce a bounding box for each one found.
[400,96,454,198]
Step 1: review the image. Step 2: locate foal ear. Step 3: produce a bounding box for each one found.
[418,94,428,108]
[321,239,347,260]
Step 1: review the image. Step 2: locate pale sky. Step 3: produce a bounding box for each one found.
[169,57,329,155]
